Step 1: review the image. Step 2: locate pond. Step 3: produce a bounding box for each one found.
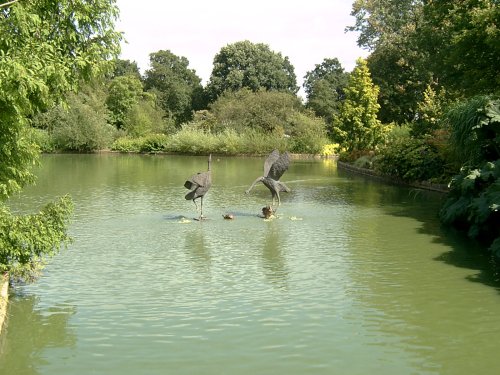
[1,154,500,375]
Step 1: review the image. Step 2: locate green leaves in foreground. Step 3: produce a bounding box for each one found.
[0,196,74,282]
[440,160,500,255]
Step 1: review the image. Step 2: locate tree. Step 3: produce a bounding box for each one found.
[206,40,298,102]
[144,50,205,126]
[50,84,116,152]
[412,84,448,137]
[0,0,121,280]
[106,75,144,128]
[303,58,348,125]
[418,0,500,97]
[111,59,141,80]
[347,0,500,123]
[331,58,384,151]
[347,0,423,51]
[347,0,431,124]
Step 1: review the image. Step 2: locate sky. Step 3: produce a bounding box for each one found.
[115,0,369,94]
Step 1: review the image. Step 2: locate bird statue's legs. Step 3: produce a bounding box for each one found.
[270,192,281,212]
[199,196,205,220]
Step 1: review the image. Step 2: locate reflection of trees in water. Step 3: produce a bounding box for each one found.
[184,227,211,276]
[337,172,500,373]
[262,223,289,290]
[0,295,76,375]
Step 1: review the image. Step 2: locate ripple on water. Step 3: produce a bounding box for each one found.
[4,155,500,375]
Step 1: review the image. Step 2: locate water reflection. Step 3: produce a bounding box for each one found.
[337,168,500,374]
[261,223,289,290]
[183,226,212,276]
[0,296,76,375]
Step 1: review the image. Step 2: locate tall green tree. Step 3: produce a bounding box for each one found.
[331,58,384,151]
[106,75,144,128]
[418,0,500,96]
[110,59,141,80]
[347,0,422,51]
[303,58,349,125]
[144,50,205,126]
[206,40,298,102]
[348,0,429,124]
[0,0,121,280]
[348,0,500,124]
[367,44,430,124]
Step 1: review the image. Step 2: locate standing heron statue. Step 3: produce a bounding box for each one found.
[245,150,291,212]
[184,154,212,220]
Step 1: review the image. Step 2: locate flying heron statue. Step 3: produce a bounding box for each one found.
[245,149,291,213]
[184,154,212,220]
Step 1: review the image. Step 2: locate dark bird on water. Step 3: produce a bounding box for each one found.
[245,149,291,210]
[184,154,212,220]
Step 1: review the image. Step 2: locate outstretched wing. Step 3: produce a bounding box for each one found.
[268,151,290,181]
[263,149,280,177]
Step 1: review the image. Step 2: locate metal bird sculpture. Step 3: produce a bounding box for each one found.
[184,154,212,220]
[245,150,291,210]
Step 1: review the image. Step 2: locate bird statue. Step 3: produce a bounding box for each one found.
[184,154,212,220]
[245,149,291,211]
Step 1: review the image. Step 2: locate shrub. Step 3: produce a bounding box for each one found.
[209,88,303,134]
[287,112,329,154]
[111,137,144,153]
[123,101,172,137]
[51,99,116,151]
[139,134,169,153]
[47,87,117,152]
[445,96,500,167]
[168,127,216,154]
[375,137,445,182]
[440,160,500,256]
[321,143,343,157]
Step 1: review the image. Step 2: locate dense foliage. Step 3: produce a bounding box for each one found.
[440,97,500,254]
[303,58,349,127]
[144,50,205,125]
[106,75,144,128]
[34,84,117,152]
[375,137,445,182]
[0,0,121,280]
[205,41,298,102]
[111,89,329,155]
[440,160,500,255]
[0,196,73,282]
[349,0,500,124]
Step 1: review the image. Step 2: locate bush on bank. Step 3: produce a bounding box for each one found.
[109,128,304,155]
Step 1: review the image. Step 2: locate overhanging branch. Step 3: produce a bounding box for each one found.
[0,0,19,9]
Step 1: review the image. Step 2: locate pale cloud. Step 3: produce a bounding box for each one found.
[115,0,368,92]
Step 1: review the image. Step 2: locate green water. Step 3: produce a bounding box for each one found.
[1,154,499,375]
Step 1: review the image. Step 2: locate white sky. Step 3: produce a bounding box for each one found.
[115,0,368,93]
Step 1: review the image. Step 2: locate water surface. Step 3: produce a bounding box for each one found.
[1,154,499,375]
